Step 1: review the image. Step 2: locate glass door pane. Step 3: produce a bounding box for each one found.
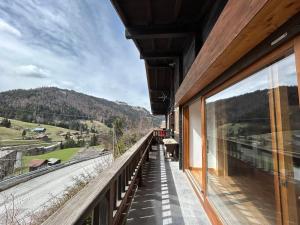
[205,53,300,225]
[206,64,277,224]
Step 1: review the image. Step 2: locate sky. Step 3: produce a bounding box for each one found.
[0,0,150,110]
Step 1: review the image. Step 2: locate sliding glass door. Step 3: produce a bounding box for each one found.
[205,53,300,225]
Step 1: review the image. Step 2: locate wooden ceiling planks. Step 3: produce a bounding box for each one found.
[110,0,221,114]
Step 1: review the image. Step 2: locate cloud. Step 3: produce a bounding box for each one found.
[0,0,151,110]
[0,18,21,37]
[15,65,50,79]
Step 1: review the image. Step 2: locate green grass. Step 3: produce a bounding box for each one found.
[0,117,111,147]
[0,116,74,140]
[0,117,77,146]
[23,147,80,168]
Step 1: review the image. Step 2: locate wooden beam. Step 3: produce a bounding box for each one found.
[175,0,300,106]
[141,52,180,59]
[110,0,128,26]
[146,0,152,24]
[147,65,172,69]
[146,61,174,67]
[174,0,183,20]
[151,99,168,104]
[149,89,169,93]
[125,26,195,39]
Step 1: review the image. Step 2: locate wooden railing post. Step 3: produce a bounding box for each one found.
[99,196,108,225]
[121,171,125,193]
[117,175,122,201]
[92,204,100,225]
[125,166,129,187]
[107,186,114,225]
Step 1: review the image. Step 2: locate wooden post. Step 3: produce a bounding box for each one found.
[92,204,100,225]
[107,187,114,225]
[118,175,122,201]
[99,196,109,225]
[121,171,125,193]
[138,165,143,187]
[125,166,129,187]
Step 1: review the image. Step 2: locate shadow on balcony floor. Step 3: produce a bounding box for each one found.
[126,145,210,225]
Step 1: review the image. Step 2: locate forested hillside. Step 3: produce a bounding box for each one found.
[0,87,161,132]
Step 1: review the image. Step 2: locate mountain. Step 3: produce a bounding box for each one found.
[0,87,161,132]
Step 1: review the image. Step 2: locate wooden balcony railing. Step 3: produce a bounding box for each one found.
[42,131,153,225]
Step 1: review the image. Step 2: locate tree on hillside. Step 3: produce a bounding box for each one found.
[90,134,98,146]
[0,118,11,128]
[22,130,27,139]
[113,117,125,138]
[113,117,126,156]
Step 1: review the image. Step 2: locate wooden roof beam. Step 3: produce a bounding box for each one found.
[150,99,169,104]
[174,0,183,21]
[125,26,196,39]
[147,65,172,69]
[141,52,180,59]
[110,0,128,26]
[149,89,170,93]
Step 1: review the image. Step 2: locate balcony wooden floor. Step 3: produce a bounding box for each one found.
[126,145,210,225]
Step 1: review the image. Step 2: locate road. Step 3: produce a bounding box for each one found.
[0,154,113,224]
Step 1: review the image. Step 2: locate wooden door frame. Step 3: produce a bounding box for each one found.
[183,98,208,201]
[183,106,190,171]
[201,97,207,196]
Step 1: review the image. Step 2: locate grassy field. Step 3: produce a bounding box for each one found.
[0,117,110,147]
[0,116,74,142]
[23,147,80,169]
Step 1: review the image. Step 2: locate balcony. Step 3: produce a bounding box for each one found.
[42,130,210,225]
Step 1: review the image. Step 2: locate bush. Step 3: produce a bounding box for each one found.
[0,118,11,128]
[89,134,98,146]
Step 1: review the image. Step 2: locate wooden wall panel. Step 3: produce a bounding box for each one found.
[183,107,189,170]
[175,0,300,106]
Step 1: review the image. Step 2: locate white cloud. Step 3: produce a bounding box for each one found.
[0,0,151,110]
[15,65,50,79]
[0,18,21,37]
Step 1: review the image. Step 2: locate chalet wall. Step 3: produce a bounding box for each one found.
[183,38,196,79]
[175,0,300,105]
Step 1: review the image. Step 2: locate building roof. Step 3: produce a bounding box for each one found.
[48,158,61,164]
[111,0,227,114]
[28,159,48,168]
[33,127,46,132]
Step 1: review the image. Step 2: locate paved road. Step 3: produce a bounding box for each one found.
[0,154,113,224]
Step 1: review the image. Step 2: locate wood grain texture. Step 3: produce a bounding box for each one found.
[268,76,283,225]
[200,97,206,193]
[175,0,300,106]
[183,107,189,170]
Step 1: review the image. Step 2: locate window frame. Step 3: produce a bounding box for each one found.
[200,36,300,225]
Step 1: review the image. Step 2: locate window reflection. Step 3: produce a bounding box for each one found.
[206,54,300,225]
